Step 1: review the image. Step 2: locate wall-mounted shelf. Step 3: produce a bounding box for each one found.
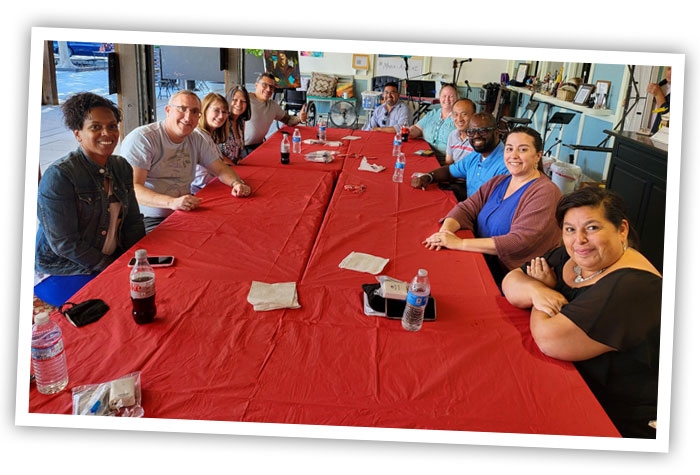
[507,85,614,120]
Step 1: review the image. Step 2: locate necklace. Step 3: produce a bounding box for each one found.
[573,265,607,283]
[572,245,628,284]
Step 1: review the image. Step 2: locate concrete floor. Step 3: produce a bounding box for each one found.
[39,68,225,174]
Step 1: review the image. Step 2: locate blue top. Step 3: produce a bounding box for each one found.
[416,108,455,155]
[362,101,411,133]
[449,141,508,197]
[476,175,536,238]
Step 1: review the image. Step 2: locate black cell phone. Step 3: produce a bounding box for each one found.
[127,256,175,267]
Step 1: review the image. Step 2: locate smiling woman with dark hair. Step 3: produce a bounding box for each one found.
[35,92,145,306]
[502,186,662,438]
[423,126,561,285]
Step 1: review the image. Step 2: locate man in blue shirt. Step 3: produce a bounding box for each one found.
[410,112,508,201]
[362,82,411,133]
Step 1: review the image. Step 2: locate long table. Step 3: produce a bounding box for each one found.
[28,128,620,437]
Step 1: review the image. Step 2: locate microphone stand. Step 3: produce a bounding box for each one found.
[452,58,472,84]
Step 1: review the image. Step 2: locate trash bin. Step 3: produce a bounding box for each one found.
[550,161,581,194]
[542,156,558,178]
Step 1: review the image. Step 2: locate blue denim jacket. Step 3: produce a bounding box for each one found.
[36,149,146,275]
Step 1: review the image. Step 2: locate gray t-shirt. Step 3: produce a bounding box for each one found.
[121,122,218,218]
[244,96,286,146]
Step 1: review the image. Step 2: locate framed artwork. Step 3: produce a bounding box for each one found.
[515,63,529,83]
[595,80,611,96]
[593,80,611,109]
[573,84,595,105]
[352,54,370,70]
[263,50,301,89]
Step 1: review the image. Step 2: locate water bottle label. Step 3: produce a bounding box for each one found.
[395,162,405,169]
[130,276,155,299]
[406,292,428,307]
[31,339,64,360]
[292,136,301,143]
[394,139,401,146]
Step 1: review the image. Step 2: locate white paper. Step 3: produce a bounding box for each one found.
[339,251,389,275]
[247,281,301,311]
[358,157,385,173]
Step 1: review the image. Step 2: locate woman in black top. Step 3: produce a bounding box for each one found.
[502,187,662,438]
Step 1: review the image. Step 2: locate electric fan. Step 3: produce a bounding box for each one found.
[328,100,358,128]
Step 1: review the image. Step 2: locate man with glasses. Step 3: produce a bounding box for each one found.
[121,90,251,233]
[411,112,507,201]
[362,82,410,133]
[244,72,307,156]
[445,99,477,165]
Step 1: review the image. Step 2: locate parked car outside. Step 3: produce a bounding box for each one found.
[52,42,114,57]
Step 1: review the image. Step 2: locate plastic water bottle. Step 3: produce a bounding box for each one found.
[317,117,327,141]
[280,131,291,164]
[392,132,402,156]
[130,249,156,324]
[292,128,302,154]
[402,269,431,332]
[392,152,406,183]
[31,311,69,394]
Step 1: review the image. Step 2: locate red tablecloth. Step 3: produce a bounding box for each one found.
[28,129,620,437]
[238,125,351,172]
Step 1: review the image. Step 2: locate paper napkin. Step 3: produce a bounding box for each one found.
[339,252,389,275]
[247,281,301,311]
[358,157,385,173]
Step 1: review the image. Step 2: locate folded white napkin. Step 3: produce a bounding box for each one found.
[339,251,389,275]
[358,157,385,173]
[247,281,301,311]
[342,135,361,140]
[302,139,343,147]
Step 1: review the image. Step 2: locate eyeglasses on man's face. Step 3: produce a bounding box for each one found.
[258,81,276,91]
[466,127,496,137]
[171,105,202,117]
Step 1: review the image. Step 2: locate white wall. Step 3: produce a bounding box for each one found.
[297,52,508,90]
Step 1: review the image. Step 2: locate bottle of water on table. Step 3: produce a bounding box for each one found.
[402,268,430,332]
[392,152,406,183]
[392,132,402,156]
[292,128,302,154]
[31,311,69,394]
[317,117,327,141]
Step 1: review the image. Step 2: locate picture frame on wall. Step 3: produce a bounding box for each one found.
[352,54,370,70]
[573,84,595,105]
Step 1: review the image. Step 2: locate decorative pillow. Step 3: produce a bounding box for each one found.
[307,72,338,97]
[335,82,354,98]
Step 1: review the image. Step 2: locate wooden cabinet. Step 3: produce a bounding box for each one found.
[605,130,667,272]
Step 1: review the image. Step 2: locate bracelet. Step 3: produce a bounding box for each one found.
[424,172,434,184]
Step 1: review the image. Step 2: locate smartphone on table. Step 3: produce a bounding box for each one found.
[127,256,175,267]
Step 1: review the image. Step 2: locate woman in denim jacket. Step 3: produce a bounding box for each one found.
[35,92,145,306]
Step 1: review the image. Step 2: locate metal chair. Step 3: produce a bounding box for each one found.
[500,94,540,131]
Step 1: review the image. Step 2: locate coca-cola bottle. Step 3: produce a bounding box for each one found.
[130,249,156,324]
[280,132,291,164]
[401,121,409,142]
